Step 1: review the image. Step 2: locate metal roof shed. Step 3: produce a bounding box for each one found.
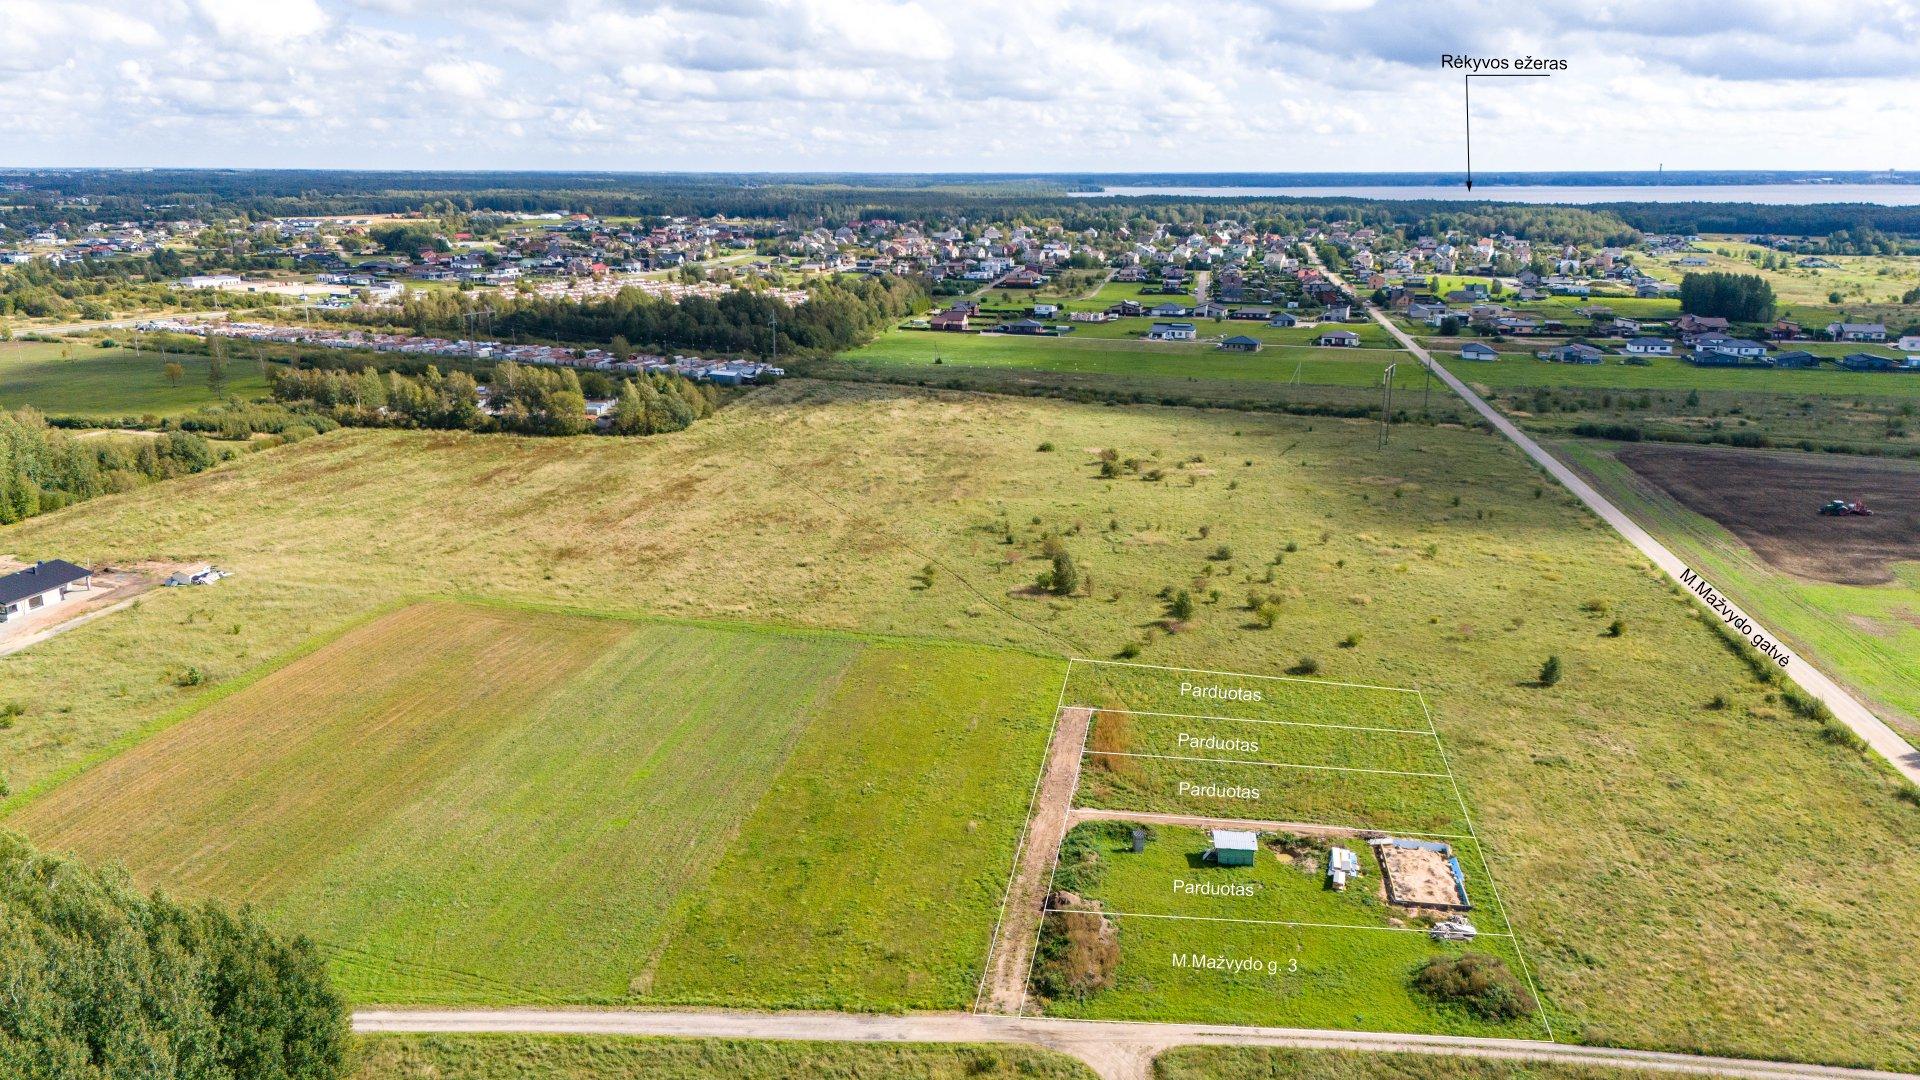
[1211,829,1259,867]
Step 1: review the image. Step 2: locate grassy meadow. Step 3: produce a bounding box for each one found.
[6,599,1060,1007]
[352,1034,1096,1080]
[841,327,1421,389]
[2,381,1918,1064]
[0,339,273,417]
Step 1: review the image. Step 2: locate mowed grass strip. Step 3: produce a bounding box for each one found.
[1064,661,1431,732]
[645,642,1065,1011]
[9,601,621,903]
[1077,754,1468,837]
[1094,711,1450,783]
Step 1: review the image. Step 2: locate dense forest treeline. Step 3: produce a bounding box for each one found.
[12,170,1920,241]
[0,832,349,1080]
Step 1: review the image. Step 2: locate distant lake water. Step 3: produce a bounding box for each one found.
[1068,184,1920,206]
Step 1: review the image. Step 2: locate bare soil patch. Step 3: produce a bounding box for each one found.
[1617,443,1920,585]
[1374,840,1468,911]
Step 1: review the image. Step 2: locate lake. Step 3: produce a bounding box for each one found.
[1068,184,1920,206]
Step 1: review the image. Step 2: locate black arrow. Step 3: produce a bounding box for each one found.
[1462,73,1554,193]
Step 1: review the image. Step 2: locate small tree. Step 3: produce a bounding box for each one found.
[1049,550,1080,597]
[163,362,186,386]
[1168,589,1195,622]
[1538,655,1562,687]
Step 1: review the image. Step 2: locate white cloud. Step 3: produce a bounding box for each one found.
[193,0,329,42]
[0,0,1917,170]
[418,59,500,100]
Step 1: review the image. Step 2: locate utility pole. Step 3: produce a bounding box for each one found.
[1379,363,1397,448]
[769,312,778,366]
[1422,359,1433,418]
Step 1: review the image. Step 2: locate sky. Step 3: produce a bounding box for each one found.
[5,0,1920,173]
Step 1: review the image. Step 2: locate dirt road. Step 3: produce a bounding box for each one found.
[975,705,1091,1015]
[1302,246,1920,788]
[352,1008,1920,1080]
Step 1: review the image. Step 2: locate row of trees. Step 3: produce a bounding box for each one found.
[323,273,926,361]
[0,831,349,1079]
[1679,271,1777,322]
[0,408,221,524]
[267,361,718,437]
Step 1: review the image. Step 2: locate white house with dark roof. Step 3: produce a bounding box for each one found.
[1828,322,1887,342]
[0,560,92,624]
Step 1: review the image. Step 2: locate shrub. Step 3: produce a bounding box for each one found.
[1029,897,1119,1002]
[1339,632,1362,649]
[1168,590,1195,622]
[1537,655,1562,687]
[1289,656,1321,676]
[1605,619,1625,638]
[1414,952,1537,1020]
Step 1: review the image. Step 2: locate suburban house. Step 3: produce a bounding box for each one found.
[1691,337,1770,363]
[1267,311,1299,327]
[1217,334,1263,353]
[929,309,970,331]
[1150,302,1191,318]
[0,560,92,624]
[1228,306,1272,321]
[997,318,1049,335]
[1772,350,1821,368]
[1457,342,1499,361]
[1675,314,1730,342]
[1838,352,1898,371]
[1195,301,1229,319]
[1538,343,1605,364]
[1898,334,1920,353]
[1827,322,1888,342]
[1316,329,1360,347]
[1147,321,1197,341]
[1621,337,1673,356]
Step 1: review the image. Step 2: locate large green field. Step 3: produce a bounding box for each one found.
[840,328,1423,388]
[6,599,1061,1007]
[3,382,1918,1066]
[0,339,272,416]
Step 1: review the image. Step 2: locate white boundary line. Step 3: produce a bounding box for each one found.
[971,658,1076,1014]
[1089,706,1439,739]
[1083,749,1452,781]
[1073,656,1421,695]
[1017,659,1555,1044]
[1058,907,1516,938]
[1416,689,1556,1044]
